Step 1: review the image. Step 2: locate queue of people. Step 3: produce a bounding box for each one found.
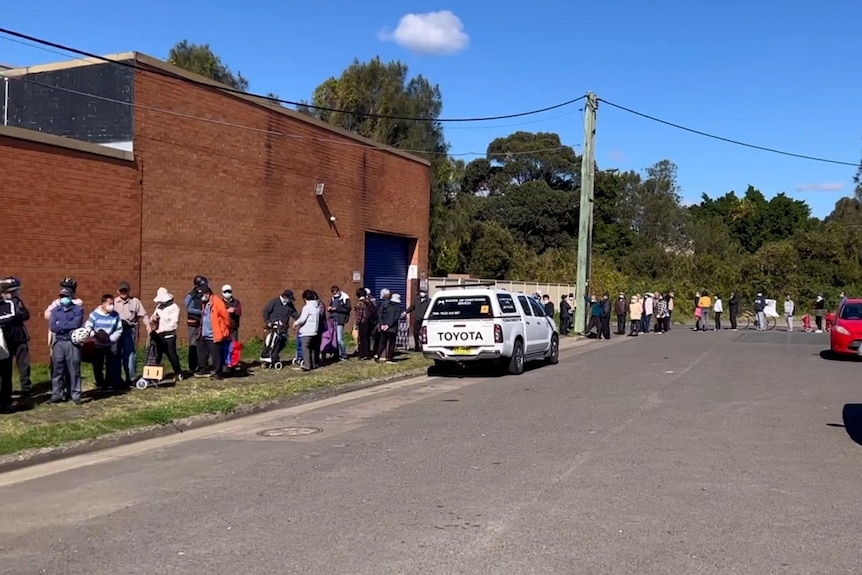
[0,273,429,412]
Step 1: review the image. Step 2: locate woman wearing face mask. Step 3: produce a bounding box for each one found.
[85,294,123,391]
[150,287,183,380]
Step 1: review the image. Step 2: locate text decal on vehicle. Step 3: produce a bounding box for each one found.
[437,331,485,342]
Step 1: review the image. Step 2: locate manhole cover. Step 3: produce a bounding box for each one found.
[257,427,323,437]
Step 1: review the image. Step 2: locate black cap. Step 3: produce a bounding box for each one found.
[282,289,294,300]
[118,280,131,292]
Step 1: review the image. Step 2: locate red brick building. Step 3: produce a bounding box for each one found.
[0,53,431,359]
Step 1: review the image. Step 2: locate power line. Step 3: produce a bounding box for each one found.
[598,98,858,167]
[0,28,586,123]
[3,75,580,159]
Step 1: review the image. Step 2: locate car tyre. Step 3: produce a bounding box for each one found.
[546,335,559,365]
[507,339,525,375]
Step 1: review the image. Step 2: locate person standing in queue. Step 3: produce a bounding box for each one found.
[728,291,739,331]
[48,287,85,405]
[404,288,431,351]
[115,281,149,389]
[196,285,231,379]
[184,276,207,374]
[0,277,31,400]
[559,294,572,336]
[614,292,628,335]
[295,290,321,371]
[262,289,300,364]
[221,285,242,342]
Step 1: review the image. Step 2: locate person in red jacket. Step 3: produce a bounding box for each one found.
[196,285,231,380]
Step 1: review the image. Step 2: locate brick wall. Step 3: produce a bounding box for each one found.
[0,135,141,359]
[1,59,430,363]
[133,65,431,343]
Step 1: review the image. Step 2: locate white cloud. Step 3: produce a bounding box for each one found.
[795,182,845,192]
[379,11,469,55]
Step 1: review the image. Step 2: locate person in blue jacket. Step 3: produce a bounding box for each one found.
[48,287,85,404]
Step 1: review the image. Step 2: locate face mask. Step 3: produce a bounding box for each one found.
[104,304,115,312]
[60,297,72,307]
[202,296,210,303]
[420,292,427,299]
[223,292,232,299]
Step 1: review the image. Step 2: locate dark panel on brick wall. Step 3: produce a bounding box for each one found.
[2,61,133,144]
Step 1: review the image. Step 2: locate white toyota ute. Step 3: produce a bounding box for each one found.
[419,284,560,375]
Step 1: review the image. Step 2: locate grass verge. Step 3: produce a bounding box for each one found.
[2,336,431,457]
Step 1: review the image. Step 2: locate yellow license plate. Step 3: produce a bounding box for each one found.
[453,347,472,355]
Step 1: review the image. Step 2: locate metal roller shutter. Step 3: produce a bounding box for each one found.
[364,232,409,309]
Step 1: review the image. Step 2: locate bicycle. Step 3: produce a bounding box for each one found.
[739,309,776,331]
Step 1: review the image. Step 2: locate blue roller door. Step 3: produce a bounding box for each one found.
[364,232,410,309]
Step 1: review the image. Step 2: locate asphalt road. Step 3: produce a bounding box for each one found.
[1,328,860,574]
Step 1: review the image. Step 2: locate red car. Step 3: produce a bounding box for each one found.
[829,298,862,355]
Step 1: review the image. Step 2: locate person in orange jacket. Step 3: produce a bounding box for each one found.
[196,285,231,380]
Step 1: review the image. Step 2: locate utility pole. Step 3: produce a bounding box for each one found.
[574,92,597,334]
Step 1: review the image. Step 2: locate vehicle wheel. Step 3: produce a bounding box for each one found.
[507,339,525,375]
[741,314,752,330]
[546,335,559,365]
[766,316,776,331]
[136,378,149,390]
[273,361,284,371]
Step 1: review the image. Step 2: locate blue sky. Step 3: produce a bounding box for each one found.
[2,0,861,217]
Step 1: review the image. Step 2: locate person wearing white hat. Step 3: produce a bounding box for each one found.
[150,287,183,379]
[221,284,242,341]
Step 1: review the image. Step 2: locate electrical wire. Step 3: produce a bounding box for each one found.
[598,98,858,167]
[3,75,580,159]
[0,28,586,123]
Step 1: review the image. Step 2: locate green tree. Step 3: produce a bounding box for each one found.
[167,40,249,91]
[466,221,520,279]
[617,160,689,250]
[489,180,577,253]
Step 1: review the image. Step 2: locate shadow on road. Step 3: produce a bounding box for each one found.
[827,404,862,446]
[819,350,862,362]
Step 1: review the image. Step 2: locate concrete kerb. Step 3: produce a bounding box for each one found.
[0,334,599,474]
[0,368,428,474]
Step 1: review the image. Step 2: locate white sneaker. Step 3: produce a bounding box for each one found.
[815,330,823,334]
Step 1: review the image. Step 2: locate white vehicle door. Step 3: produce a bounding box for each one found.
[527,298,552,353]
[516,295,540,354]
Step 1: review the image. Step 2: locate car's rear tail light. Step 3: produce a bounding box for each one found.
[420,326,427,345]
[494,323,504,343]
